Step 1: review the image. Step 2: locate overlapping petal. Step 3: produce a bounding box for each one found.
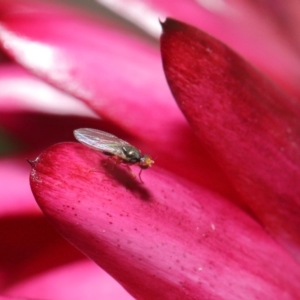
[0,216,83,289]
[0,64,96,117]
[29,142,300,299]
[0,0,174,134]
[1,0,299,299]
[161,18,300,263]
[0,158,39,217]
[0,0,236,195]
[4,260,133,300]
[0,296,26,300]
[96,0,300,98]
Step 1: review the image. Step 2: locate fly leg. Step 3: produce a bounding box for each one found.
[124,164,140,182]
[138,168,144,184]
[123,165,144,183]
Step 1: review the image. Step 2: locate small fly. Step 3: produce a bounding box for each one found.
[74,128,154,182]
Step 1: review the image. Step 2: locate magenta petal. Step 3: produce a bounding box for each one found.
[0,64,96,117]
[5,260,133,300]
[0,0,245,198]
[0,1,240,193]
[97,0,300,97]
[0,216,84,288]
[0,296,27,300]
[29,143,300,299]
[0,157,40,217]
[0,0,174,135]
[161,19,300,263]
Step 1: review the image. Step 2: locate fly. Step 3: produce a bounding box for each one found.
[73,128,154,182]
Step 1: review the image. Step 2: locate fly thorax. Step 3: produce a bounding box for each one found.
[122,146,141,163]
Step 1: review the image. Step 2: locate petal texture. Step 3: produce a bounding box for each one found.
[4,260,133,300]
[0,64,96,117]
[0,0,238,195]
[96,0,300,97]
[29,142,300,299]
[161,18,300,263]
[0,158,39,217]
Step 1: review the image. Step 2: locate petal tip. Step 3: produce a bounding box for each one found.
[160,18,184,34]
[26,157,38,168]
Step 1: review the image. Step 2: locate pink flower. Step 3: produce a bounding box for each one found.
[0,0,300,299]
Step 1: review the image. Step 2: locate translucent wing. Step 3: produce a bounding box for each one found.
[74,128,131,159]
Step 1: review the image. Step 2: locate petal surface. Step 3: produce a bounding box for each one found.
[161,18,300,263]
[0,0,174,134]
[0,216,84,289]
[29,142,300,299]
[5,259,133,300]
[0,157,39,217]
[0,64,97,117]
[96,0,300,97]
[0,0,237,195]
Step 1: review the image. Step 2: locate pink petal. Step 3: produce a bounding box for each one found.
[161,18,300,263]
[96,0,300,97]
[0,110,105,153]
[0,157,40,217]
[5,260,133,300]
[0,0,174,134]
[230,0,300,51]
[0,64,97,117]
[29,142,300,299]
[0,214,83,288]
[2,4,226,209]
[0,0,238,195]
[0,296,27,300]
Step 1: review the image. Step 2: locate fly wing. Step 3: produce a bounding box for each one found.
[74,128,130,159]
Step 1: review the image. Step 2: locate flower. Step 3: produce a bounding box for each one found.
[0,0,300,299]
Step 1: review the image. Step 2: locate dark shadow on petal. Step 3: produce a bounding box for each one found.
[101,160,153,202]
